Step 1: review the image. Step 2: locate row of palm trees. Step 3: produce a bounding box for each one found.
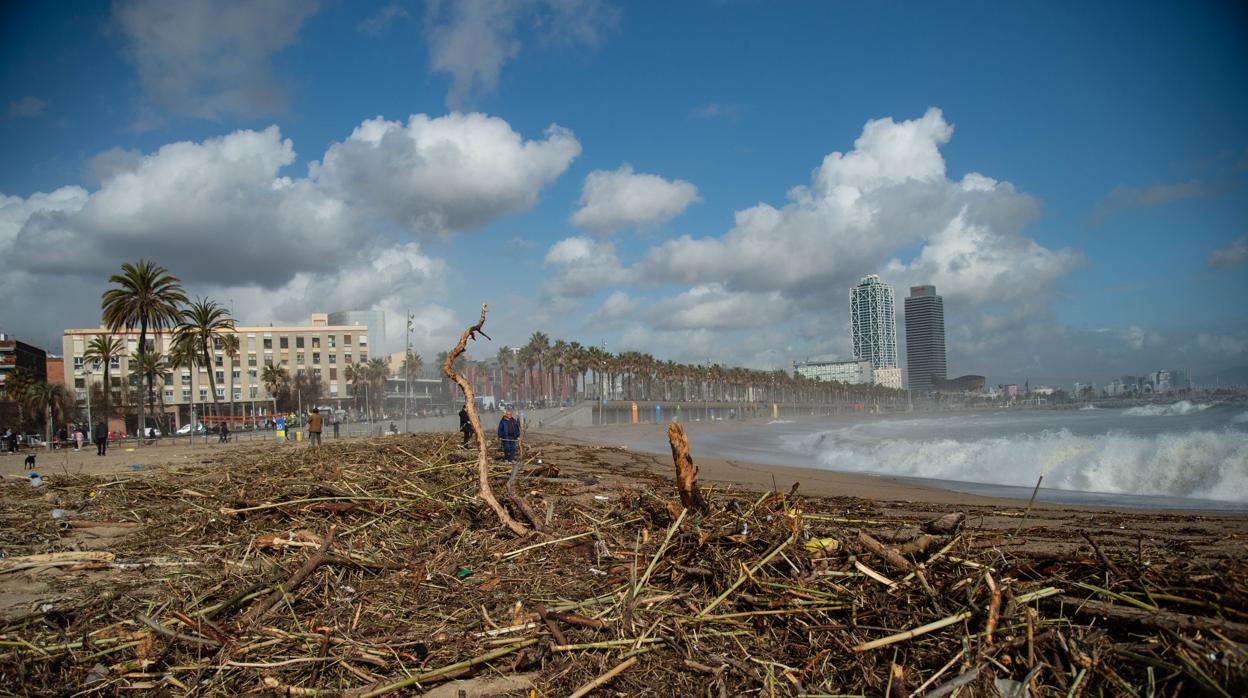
[483,333,904,406]
[2,367,73,444]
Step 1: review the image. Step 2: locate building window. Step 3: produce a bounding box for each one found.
[181,373,191,385]
[360,335,368,346]
[327,336,336,348]
[313,368,322,377]
[216,371,225,383]
[73,356,84,370]
[216,388,225,399]
[212,336,222,350]
[248,369,257,381]
[328,353,336,364]
[344,353,352,364]
[296,336,305,349]
[279,337,289,349]
[344,334,352,346]
[199,388,208,401]
[312,336,320,348]
[330,384,339,395]
[248,354,257,366]
[233,390,241,401]
[264,338,272,350]
[74,378,85,388]
[312,352,320,364]
[249,387,258,399]
[110,357,120,369]
[281,359,289,367]
[329,368,338,380]
[215,355,223,367]
[165,389,174,400]
[296,352,305,365]
[164,374,173,386]
[232,369,241,380]
[360,353,368,362]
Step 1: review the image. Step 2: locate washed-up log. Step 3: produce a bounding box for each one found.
[442,304,531,537]
[0,551,115,573]
[667,422,709,514]
[857,530,914,573]
[1051,595,1248,642]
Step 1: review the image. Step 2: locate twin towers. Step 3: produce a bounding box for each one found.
[850,275,947,393]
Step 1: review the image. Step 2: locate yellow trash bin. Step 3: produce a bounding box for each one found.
[296,431,303,442]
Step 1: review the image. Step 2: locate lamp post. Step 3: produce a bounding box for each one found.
[404,312,413,434]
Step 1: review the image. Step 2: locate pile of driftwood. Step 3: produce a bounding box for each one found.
[1,424,1244,696]
[2,313,1244,695]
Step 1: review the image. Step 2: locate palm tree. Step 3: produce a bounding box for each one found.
[367,357,388,416]
[261,363,289,400]
[24,382,72,448]
[525,332,550,402]
[101,260,186,441]
[344,362,366,413]
[82,335,125,429]
[135,350,170,435]
[3,366,36,431]
[167,335,202,432]
[496,347,513,402]
[174,297,234,419]
[220,333,240,418]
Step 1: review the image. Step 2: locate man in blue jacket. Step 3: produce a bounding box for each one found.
[497,410,520,463]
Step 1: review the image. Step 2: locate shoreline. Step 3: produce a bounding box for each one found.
[532,421,1248,516]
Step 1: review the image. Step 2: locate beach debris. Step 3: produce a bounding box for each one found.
[0,432,1243,696]
[666,421,709,514]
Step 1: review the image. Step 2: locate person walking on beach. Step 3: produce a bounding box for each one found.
[497,409,520,463]
[459,404,473,448]
[94,420,108,456]
[307,408,323,446]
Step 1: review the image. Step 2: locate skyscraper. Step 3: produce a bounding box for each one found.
[850,275,899,389]
[904,285,946,392]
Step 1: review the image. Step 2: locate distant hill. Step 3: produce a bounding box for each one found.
[1196,365,1248,388]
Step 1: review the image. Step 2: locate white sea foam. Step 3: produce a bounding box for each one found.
[1234,411,1248,424]
[798,428,1248,503]
[1079,405,1099,411]
[1123,401,1211,417]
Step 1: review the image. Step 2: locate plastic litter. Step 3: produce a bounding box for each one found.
[29,472,43,488]
[51,509,65,519]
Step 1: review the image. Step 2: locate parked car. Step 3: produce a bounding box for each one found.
[108,430,128,440]
[176,424,206,435]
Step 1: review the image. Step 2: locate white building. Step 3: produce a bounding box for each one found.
[794,358,874,384]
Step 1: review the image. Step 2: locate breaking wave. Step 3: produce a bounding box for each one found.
[798,428,1248,503]
[1124,401,1211,417]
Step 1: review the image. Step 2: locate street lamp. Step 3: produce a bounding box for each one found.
[404,312,413,434]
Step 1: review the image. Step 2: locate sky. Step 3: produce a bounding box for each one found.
[1,0,1246,387]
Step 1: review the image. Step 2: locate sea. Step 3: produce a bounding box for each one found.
[616,400,1248,511]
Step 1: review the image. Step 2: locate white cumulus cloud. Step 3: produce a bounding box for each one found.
[313,112,581,232]
[570,164,700,234]
[648,284,794,331]
[542,236,629,298]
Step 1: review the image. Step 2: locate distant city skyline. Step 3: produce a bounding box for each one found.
[1,1,1245,387]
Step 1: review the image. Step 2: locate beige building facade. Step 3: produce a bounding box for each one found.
[63,314,369,424]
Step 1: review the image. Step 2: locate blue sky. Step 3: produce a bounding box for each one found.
[2,0,1245,386]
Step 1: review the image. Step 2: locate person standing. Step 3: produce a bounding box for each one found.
[497,410,520,463]
[73,428,83,451]
[458,404,473,448]
[94,420,108,456]
[332,411,340,439]
[307,408,323,446]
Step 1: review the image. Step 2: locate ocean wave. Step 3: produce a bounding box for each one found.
[1123,401,1211,417]
[1079,405,1099,411]
[1234,411,1248,424]
[798,428,1248,502]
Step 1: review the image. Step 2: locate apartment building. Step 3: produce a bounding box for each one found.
[62,313,368,424]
